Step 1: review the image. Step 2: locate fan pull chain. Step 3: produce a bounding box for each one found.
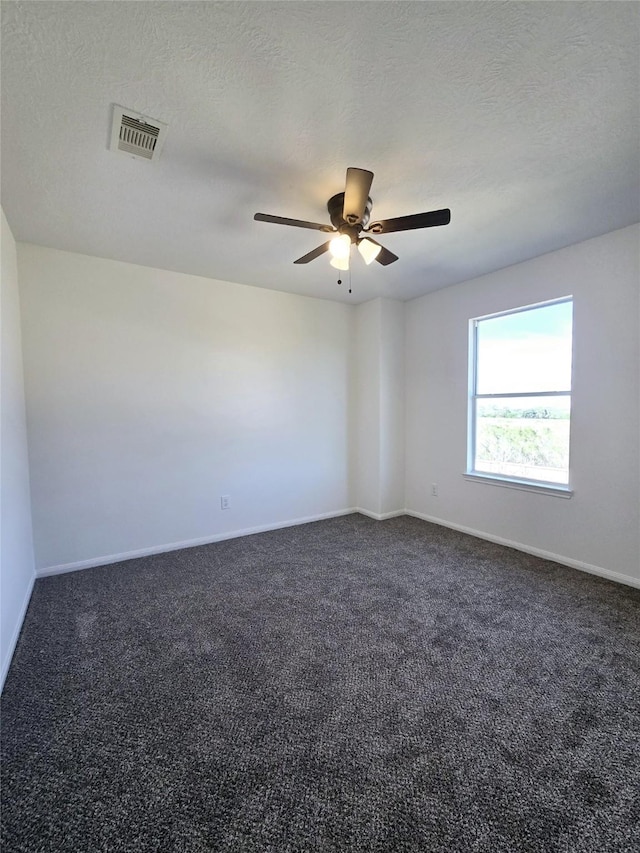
[335,274,352,294]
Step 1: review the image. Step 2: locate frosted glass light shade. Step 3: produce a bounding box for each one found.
[329,234,351,259]
[330,255,349,271]
[358,238,381,265]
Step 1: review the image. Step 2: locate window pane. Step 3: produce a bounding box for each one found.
[476,301,572,394]
[474,396,570,484]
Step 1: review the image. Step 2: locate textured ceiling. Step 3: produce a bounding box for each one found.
[2,1,639,303]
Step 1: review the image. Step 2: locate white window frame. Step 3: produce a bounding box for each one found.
[464,297,573,498]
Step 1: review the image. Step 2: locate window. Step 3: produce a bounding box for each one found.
[467,298,573,493]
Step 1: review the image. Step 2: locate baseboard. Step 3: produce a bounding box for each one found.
[405,510,640,590]
[1,573,35,694]
[34,507,640,591]
[35,508,358,578]
[355,507,405,521]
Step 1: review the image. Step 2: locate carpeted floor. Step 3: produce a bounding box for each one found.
[1,514,639,852]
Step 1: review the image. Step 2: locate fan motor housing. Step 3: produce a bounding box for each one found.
[327,193,372,236]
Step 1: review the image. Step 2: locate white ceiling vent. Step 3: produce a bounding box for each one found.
[110,105,168,162]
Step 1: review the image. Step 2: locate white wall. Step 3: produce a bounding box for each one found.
[1,210,35,690]
[18,245,354,572]
[353,298,405,518]
[12,226,639,588]
[354,300,381,514]
[379,299,405,515]
[405,225,640,584]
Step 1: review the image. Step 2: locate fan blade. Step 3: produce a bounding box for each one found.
[343,167,374,224]
[368,208,451,234]
[367,239,398,266]
[254,213,334,232]
[293,242,331,264]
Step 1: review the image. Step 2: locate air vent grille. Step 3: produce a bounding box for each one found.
[119,115,159,158]
[110,105,168,162]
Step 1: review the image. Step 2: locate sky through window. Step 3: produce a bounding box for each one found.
[476,300,573,397]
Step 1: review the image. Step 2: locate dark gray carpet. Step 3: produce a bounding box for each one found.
[2,514,639,852]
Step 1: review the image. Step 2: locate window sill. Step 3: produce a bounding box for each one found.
[463,472,573,498]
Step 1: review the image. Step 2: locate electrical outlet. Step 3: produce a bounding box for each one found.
[431,483,438,497]
[220,495,231,510]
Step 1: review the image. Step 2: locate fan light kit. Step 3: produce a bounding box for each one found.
[330,234,351,259]
[330,255,349,272]
[254,167,451,270]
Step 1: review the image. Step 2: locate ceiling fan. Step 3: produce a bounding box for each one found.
[254,167,450,270]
